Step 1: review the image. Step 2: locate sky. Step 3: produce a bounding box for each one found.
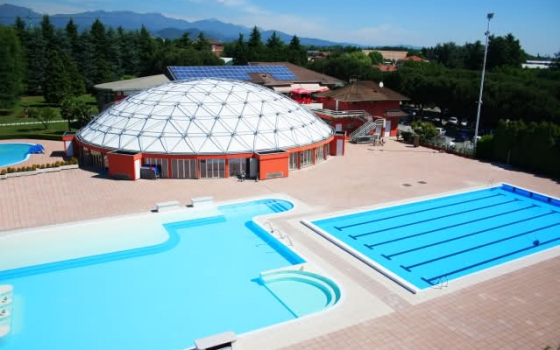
[12,0,560,55]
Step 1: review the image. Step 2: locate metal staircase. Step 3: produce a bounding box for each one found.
[348,118,386,143]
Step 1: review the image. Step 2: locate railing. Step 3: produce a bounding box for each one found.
[310,108,373,121]
[348,118,385,142]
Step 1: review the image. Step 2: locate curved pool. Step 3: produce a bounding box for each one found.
[0,144,33,167]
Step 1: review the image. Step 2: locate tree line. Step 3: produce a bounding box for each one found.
[1,15,224,107]
[221,27,308,66]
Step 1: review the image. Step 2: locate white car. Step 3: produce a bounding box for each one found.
[448,117,458,125]
[436,127,445,135]
[460,119,468,127]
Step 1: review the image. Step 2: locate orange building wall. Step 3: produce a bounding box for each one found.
[257,153,289,180]
[107,153,139,180]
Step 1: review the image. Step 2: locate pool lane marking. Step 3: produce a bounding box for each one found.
[335,193,504,231]
[381,211,556,260]
[349,198,519,240]
[400,221,560,273]
[366,204,535,250]
[421,223,560,285]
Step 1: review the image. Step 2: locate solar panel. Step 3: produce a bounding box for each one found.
[167,66,298,81]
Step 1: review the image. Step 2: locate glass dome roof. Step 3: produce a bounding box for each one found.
[78,78,333,155]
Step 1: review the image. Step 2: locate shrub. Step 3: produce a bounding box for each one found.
[6,167,14,173]
[0,169,6,175]
[39,164,45,169]
[46,163,52,168]
[69,157,78,164]
[54,161,62,167]
[25,166,32,171]
[16,167,22,172]
[31,164,37,170]
[400,131,413,143]
[412,120,439,143]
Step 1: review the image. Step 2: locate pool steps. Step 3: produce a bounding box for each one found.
[0,285,13,338]
[259,264,341,317]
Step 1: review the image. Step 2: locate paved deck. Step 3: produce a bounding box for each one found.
[1,138,559,349]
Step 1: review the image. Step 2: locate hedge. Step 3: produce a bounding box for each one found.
[476,120,560,178]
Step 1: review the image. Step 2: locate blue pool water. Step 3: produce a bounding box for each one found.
[0,144,33,167]
[312,185,560,291]
[0,199,322,350]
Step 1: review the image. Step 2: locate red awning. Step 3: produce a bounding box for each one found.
[291,88,312,95]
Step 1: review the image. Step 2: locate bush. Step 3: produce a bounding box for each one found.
[0,169,6,175]
[69,157,78,164]
[16,167,22,172]
[475,135,495,159]
[54,161,62,167]
[25,166,32,171]
[46,163,52,168]
[412,121,439,143]
[6,167,14,173]
[400,131,413,143]
[39,164,45,169]
[31,164,37,170]
[477,120,560,178]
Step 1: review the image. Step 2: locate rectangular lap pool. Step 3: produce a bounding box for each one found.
[307,184,560,292]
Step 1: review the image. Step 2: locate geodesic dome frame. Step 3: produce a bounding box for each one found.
[78,78,334,155]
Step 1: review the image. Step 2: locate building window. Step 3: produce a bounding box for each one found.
[200,159,225,178]
[229,158,248,177]
[289,152,299,170]
[300,149,314,168]
[171,159,198,179]
[325,143,330,157]
[316,145,324,163]
[144,157,169,178]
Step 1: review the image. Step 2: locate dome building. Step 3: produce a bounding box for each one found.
[65,79,346,180]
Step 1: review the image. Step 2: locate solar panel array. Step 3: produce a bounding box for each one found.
[168,66,298,81]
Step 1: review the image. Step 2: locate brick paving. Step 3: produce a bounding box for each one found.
[1,138,559,349]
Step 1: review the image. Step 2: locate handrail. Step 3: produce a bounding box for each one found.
[311,108,373,120]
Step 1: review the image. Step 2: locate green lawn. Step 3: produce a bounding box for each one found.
[0,94,95,140]
[0,94,97,125]
[0,122,77,140]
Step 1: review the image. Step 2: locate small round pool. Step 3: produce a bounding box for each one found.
[0,143,34,167]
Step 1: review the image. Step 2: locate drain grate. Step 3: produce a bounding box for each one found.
[402,183,412,187]
[418,181,428,185]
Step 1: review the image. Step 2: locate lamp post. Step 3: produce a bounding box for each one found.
[473,12,494,151]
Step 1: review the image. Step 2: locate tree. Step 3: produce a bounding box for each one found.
[266,31,285,61]
[0,27,23,108]
[286,35,307,66]
[247,26,265,61]
[65,18,80,60]
[41,14,55,50]
[30,107,58,130]
[43,50,72,103]
[26,27,47,95]
[139,25,155,75]
[61,97,92,129]
[487,34,526,69]
[194,32,211,51]
[368,51,384,65]
[177,32,192,49]
[232,34,248,65]
[13,17,28,88]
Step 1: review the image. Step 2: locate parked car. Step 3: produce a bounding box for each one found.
[460,119,468,127]
[448,117,458,125]
[436,127,445,135]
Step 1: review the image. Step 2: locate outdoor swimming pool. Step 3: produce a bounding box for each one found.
[308,184,560,292]
[0,199,339,349]
[0,144,33,167]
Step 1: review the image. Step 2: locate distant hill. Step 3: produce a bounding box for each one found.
[0,3,357,46]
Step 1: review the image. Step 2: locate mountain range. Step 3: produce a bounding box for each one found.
[0,3,358,46]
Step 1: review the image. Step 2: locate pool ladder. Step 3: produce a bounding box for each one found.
[433,276,449,290]
[262,222,294,247]
[0,285,14,338]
